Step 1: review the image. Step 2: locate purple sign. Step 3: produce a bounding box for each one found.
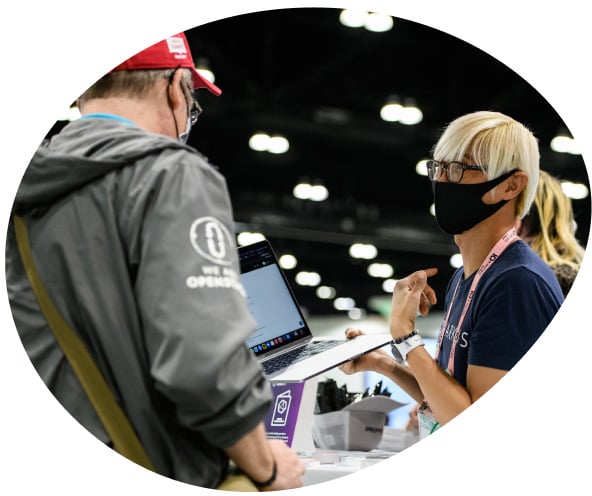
[264,382,306,447]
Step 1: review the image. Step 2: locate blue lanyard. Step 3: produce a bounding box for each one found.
[80,113,136,126]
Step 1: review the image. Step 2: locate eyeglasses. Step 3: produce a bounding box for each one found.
[187,92,202,125]
[426,160,487,184]
[167,67,203,125]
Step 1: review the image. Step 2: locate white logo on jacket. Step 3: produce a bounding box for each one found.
[187,216,246,296]
[189,216,233,265]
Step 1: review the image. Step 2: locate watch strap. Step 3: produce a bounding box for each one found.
[391,331,424,363]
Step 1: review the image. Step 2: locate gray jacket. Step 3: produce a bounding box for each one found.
[5,116,272,487]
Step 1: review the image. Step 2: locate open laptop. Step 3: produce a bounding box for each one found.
[238,239,392,383]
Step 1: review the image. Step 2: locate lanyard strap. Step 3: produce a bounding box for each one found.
[435,228,519,375]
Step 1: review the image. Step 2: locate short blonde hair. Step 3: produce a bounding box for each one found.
[432,111,540,218]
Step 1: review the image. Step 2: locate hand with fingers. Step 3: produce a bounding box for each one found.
[389,268,438,340]
[338,328,392,375]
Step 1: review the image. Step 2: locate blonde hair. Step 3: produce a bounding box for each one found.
[521,170,584,271]
[432,111,540,218]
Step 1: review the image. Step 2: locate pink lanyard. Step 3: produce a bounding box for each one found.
[435,228,520,375]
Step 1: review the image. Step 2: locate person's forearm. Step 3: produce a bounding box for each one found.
[406,347,472,424]
[223,423,275,484]
[372,353,425,404]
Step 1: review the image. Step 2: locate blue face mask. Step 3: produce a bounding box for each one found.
[431,169,518,235]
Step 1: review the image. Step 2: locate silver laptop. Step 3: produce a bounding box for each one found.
[238,239,392,383]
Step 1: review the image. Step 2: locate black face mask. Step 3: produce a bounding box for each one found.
[432,170,517,235]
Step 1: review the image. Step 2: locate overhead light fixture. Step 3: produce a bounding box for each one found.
[292,180,329,201]
[316,286,336,299]
[278,254,297,270]
[339,9,393,32]
[295,271,321,287]
[380,96,423,125]
[248,132,290,154]
[382,278,398,292]
[550,134,580,155]
[349,243,378,259]
[561,181,589,200]
[367,263,394,278]
[334,297,356,311]
[195,57,216,84]
[415,159,429,176]
[449,253,463,268]
[236,231,265,246]
[348,308,367,320]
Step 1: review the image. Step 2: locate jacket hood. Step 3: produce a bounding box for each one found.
[14,117,189,211]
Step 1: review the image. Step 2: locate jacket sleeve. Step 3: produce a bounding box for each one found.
[121,148,272,448]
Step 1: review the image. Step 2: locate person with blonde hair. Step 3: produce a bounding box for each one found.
[517,170,585,296]
[341,111,564,438]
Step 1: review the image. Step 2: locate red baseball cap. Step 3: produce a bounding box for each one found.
[110,32,222,96]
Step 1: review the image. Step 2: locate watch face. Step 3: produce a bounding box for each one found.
[390,344,405,364]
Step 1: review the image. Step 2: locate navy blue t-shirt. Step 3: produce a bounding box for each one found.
[436,240,564,387]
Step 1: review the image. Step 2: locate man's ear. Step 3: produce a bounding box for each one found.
[501,171,528,200]
[167,69,185,111]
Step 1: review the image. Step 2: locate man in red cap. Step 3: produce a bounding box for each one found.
[6,32,304,490]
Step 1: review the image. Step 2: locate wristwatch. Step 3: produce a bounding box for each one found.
[390,330,425,364]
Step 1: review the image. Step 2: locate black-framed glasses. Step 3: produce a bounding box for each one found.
[426,160,487,184]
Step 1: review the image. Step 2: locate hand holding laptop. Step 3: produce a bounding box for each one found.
[339,328,392,375]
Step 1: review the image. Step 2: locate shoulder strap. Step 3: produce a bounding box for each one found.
[13,215,155,472]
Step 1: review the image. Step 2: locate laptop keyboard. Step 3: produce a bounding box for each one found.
[261,339,347,376]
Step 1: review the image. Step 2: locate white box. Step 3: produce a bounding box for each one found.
[311,396,406,451]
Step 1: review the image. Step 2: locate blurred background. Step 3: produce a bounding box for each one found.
[51,7,590,427]
[184,8,590,319]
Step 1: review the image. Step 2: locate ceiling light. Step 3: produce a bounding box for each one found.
[339,9,366,28]
[364,13,394,32]
[334,297,356,311]
[382,278,398,292]
[316,286,336,299]
[415,159,429,176]
[449,253,463,268]
[249,133,270,151]
[348,308,367,320]
[267,135,290,154]
[293,181,329,201]
[278,254,297,269]
[236,232,265,246]
[339,9,393,32]
[195,57,216,83]
[349,243,378,259]
[380,97,423,125]
[380,102,403,122]
[295,271,321,286]
[398,105,423,125]
[248,133,290,154]
[367,263,394,278]
[561,181,589,200]
[550,134,580,155]
[309,184,329,201]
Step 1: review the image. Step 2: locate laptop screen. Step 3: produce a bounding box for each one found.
[238,240,312,357]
